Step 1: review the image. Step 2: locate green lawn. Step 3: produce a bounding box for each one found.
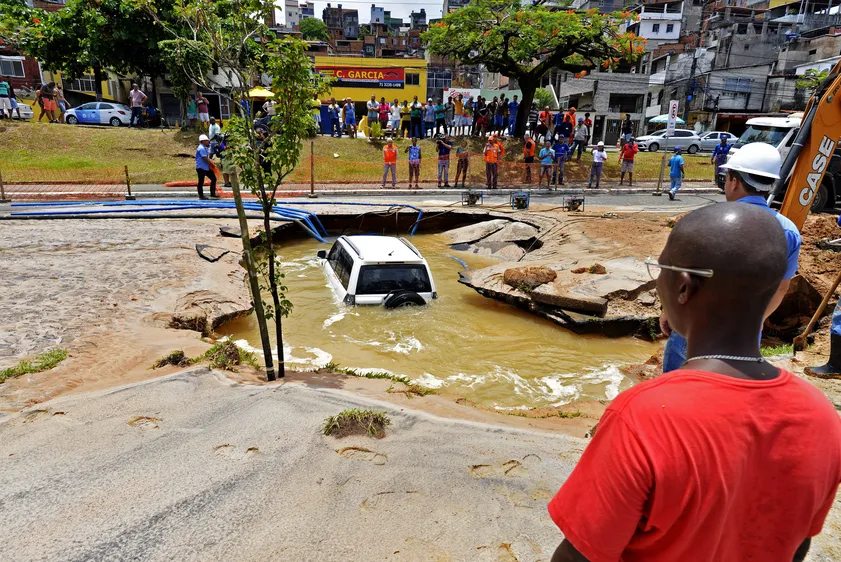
[0,120,717,185]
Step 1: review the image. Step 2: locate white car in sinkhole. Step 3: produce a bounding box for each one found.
[317,235,437,307]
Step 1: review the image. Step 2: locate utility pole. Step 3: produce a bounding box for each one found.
[683,51,697,122]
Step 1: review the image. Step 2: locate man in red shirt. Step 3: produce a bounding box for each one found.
[549,203,841,562]
[618,137,638,186]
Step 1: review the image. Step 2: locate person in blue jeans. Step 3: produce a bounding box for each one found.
[507,95,518,135]
[806,214,841,377]
[660,143,801,372]
[667,147,685,200]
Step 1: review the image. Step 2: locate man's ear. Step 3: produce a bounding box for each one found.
[676,271,701,305]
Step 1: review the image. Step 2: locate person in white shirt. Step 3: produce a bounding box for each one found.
[588,141,608,188]
[389,97,401,133]
[208,117,221,142]
[366,94,379,136]
[128,83,147,128]
[262,100,276,116]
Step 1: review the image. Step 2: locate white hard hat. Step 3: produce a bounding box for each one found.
[199,134,209,142]
[719,142,781,192]
[597,141,604,146]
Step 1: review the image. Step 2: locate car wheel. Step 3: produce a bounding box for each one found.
[383,290,427,309]
[109,117,122,127]
[648,142,659,152]
[811,183,830,212]
[66,115,78,125]
[688,144,699,154]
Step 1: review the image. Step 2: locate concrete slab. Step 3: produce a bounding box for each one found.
[483,222,539,243]
[443,218,510,244]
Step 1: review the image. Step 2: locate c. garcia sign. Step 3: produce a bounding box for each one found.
[317,67,404,89]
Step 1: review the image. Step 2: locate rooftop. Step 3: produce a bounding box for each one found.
[342,236,425,263]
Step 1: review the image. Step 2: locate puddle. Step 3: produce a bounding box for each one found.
[218,234,658,409]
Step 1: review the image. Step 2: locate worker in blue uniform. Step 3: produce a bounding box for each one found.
[661,142,802,372]
[805,214,841,377]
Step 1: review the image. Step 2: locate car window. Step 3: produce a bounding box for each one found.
[327,242,353,289]
[675,131,692,138]
[78,103,97,110]
[98,103,114,110]
[356,265,431,295]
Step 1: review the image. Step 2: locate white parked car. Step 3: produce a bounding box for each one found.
[699,131,738,152]
[318,235,437,307]
[636,129,701,153]
[11,103,34,120]
[64,101,132,127]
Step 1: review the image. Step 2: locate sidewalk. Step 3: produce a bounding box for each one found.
[2,181,722,201]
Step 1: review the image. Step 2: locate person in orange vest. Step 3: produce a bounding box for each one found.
[523,132,536,184]
[382,138,398,188]
[484,133,503,189]
[564,107,577,142]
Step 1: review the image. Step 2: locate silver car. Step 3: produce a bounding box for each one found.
[636,129,701,153]
[699,131,737,152]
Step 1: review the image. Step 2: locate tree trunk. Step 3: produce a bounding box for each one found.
[514,79,537,138]
[92,61,104,102]
[258,175,286,379]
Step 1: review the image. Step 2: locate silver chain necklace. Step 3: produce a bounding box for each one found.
[686,354,764,363]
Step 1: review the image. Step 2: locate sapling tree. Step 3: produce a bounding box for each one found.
[146,0,331,379]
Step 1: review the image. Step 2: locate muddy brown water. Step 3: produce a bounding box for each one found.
[219,234,658,410]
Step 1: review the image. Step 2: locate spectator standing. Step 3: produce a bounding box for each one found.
[548,202,841,562]
[196,93,210,129]
[563,107,577,141]
[55,85,68,124]
[572,118,589,161]
[539,140,555,188]
[195,134,218,200]
[217,133,234,188]
[128,83,148,128]
[8,84,21,119]
[488,96,500,134]
[311,95,322,133]
[454,138,469,188]
[367,94,379,136]
[711,136,732,188]
[537,106,553,143]
[399,101,410,139]
[588,141,607,188]
[39,82,58,123]
[507,95,519,136]
[523,133,536,184]
[618,137,639,186]
[377,97,390,131]
[453,94,465,136]
[381,138,398,188]
[445,96,455,135]
[208,117,221,153]
[344,98,357,138]
[667,147,685,200]
[436,134,453,187]
[499,94,508,136]
[527,103,539,137]
[409,96,423,139]
[405,137,422,189]
[389,98,400,135]
[327,97,342,138]
[475,98,489,137]
[463,96,474,137]
[434,98,447,136]
[186,95,198,129]
[483,134,503,189]
[621,113,634,144]
[552,136,570,186]
[583,112,593,143]
[262,99,276,116]
[424,98,436,138]
[0,77,11,119]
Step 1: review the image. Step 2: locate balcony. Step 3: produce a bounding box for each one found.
[640,6,682,20]
[649,70,666,86]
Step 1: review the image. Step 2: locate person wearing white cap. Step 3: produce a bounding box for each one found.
[588,141,607,189]
[424,98,435,138]
[660,141,802,373]
[195,134,218,200]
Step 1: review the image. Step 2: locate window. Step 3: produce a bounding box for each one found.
[724,77,752,93]
[356,265,431,295]
[69,74,97,92]
[675,131,693,138]
[652,23,660,33]
[327,243,353,289]
[744,44,749,50]
[809,49,817,56]
[98,103,114,110]
[666,24,673,33]
[405,72,419,86]
[77,103,97,110]
[379,37,385,44]
[0,58,25,78]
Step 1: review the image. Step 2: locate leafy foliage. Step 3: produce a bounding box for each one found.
[423,0,644,135]
[158,39,211,102]
[533,88,554,110]
[322,408,391,438]
[0,348,68,383]
[795,69,829,95]
[300,17,329,42]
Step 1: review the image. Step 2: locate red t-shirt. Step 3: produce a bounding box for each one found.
[549,369,841,562]
[620,143,639,161]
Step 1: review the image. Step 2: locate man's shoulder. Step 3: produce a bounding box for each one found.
[774,211,801,238]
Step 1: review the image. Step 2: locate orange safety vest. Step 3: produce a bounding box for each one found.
[383,145,398,163]
[523,139,535,157]
[484,142,501,164]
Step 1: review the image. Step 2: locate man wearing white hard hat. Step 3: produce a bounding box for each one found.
[195,134,218,200]
[660,142,802,372]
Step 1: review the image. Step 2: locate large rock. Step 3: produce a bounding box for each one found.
[483,222,539,244]
[171,290,253,336]
[503,266,557,290]
[443,219,510,245]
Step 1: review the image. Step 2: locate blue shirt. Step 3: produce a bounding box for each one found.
[434,104,446,119]
[668,154,684,178]
[508,100,518,116]
[739,195,801,280]
[713,143,732,159]
[539,147,555,165]
[424,105,435,121]
[345,105,355,119]
[553,142,570,162]
[196,144,210,171]
[408,145,421,161]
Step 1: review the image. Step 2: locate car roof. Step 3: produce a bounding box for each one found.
[341,235,424,263]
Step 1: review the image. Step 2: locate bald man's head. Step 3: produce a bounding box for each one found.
[657,203,787,339]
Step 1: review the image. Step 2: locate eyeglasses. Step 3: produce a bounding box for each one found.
[645,257,714,280]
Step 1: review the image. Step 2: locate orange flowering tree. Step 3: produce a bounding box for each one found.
[423,0,645,136]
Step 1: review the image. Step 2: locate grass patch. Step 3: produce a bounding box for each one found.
[761,344,794,357]
[0,348,68,383]
[506,409,583,419]
[323,362,411,385]
[322,408,391,438]
[151,342,259,371]
[387,383,437,399]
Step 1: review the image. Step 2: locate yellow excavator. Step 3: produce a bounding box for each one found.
[766,58,841,376]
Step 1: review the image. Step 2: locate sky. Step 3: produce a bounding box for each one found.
[300,0,445,24]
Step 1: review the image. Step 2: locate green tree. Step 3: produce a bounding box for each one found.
[795,69,829,96]
[423,0,645,136]
[148,0,332,380]
[300,17,329,42]
[533,88,554,110]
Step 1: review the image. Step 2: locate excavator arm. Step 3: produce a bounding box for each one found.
[770,59,841,230]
